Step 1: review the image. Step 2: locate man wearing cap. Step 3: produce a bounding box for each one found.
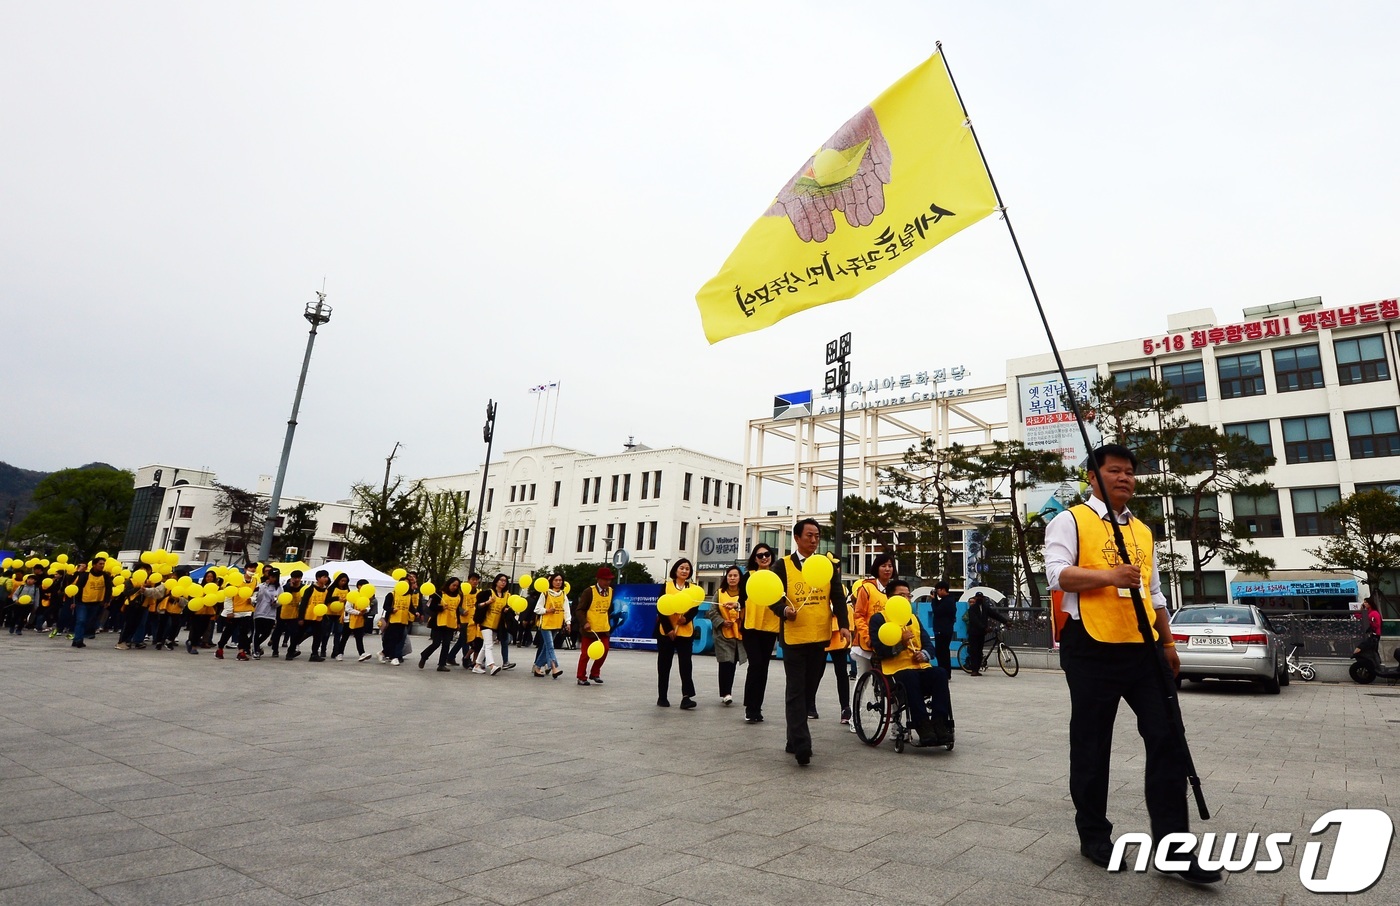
[962,592,1008,675]
[1045,443,1219,885]
[574,567,615,685]
[930,580,958,676]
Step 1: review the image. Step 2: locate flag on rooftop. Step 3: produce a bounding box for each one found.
[695,52,997,344]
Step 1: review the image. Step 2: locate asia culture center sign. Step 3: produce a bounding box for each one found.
[698,525,744,571]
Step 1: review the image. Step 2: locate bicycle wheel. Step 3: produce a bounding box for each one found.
[1299,664,1316,682]
[954,641,977,675]
[997,643,1019,677]
[852,671,891,746]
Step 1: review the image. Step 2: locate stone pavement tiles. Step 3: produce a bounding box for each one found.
[0,632,1397,905]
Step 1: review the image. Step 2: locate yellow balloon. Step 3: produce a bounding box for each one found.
[19,595,32,605]
[883,596,913,627]
[96,551,109,560]
[507,594,528,613]
[329,600,345,614]
[312,603,329,619]
[203,582,218,595]
[519,574,533,589]
[391,568,407,580]
[361,584,376,599]
[686,584,706,603]
[42,578,53,589]
[64,584,78,597]
[801,553,834,587]
[877,621,904,647]
[164,579,177,592]
[745,570,784,609]
[533,577,548,593]
[237,587,252,599]
[149,572,164,584]
[140,551,155,564]
[277,592,293,606]
[420,582,437,596]
[394,581,409,596]
[563,582,571,595]
[587,640,605,660]
[57,554,69,563]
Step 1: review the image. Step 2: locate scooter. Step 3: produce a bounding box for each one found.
[1349,633,1400,684]
[1285,642,1316,682]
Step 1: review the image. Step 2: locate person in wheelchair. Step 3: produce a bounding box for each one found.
[869,580,955,747]
[963,592,1009,675]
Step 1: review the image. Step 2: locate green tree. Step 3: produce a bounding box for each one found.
[952,440,1073,609]
[209,482,266,564]
[13,467,134,558]
[883,439,975,582]
[534,561,654,599]
[831,494,942,578]
[347,475,423,570]
[274,501,322,560]
[412,490,474,583]
[1308,489,1400,613]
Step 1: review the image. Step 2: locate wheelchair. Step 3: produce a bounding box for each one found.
[852,667,954,753]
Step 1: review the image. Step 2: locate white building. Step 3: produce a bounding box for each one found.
[1007,294,1400,611]
[417,442,745,582]
[118,464,356,569]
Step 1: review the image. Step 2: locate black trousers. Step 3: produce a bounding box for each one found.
[217,618,251,652]
[253,617,276,653]
[1060,618,1188,846]
[382,622,407,660]
[893,666,953,729]
[420,626,455,667]
[270,617,293,651]
[965,623,988,672]
[782,641,828,755]
[717,660,737,697]
[933,628,953,676]
[656,634,695,700]
[741,629,778,719]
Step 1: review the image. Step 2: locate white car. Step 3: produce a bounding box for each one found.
[1169,603,1287,694]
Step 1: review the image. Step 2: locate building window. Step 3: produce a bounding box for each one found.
[326,541,346,560]
[523,528,530,552]
[727,483,736,510]
[1335,335,1390,385]
[1224,420,1273,459]
[529,483,536,501]
[581,482,590,505]
[617,523,627,550]
[679,522,689,550]
[178,505,194,519]
[622,474,631,501]
[1178,571,1228,604]
[171,527,189,552]
[576,526,586,553]
[487,489,494,511]
[331,522,349,535]
[553,481,561,507]
[510,486,517,503]
[611,475,619,503]
[1357,482,1400,497]
[592,477,602,504]
[1161,360,1207,403]
[588,525,597,552]
[223,537,244,554]
[1232,490,1283,538]
[1171,494,1219,541]
[653,470,662,496]
[736,486,741,510]
[648,521,658,550]
[1111,366,1152,389]
[636,522,645,551]
[1216,352,1265,399]
[1281,415,1335,464]
[1272,344,1323,392]
[547,527,556,554]
[1346,408,1400,459]
[1292,487,1340,536]
[274,516,285,528]
[1135,498,1167,542]
[684,473,693,501]
[702,477,711,503]
[641,472,650,499]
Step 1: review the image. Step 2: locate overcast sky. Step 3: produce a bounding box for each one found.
[3,2,1396,501]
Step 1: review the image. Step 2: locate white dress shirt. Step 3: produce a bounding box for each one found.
[1044,494,1167,619]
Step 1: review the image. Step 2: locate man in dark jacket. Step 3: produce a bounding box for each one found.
[930,580,958,677]
[963,591,1008,674]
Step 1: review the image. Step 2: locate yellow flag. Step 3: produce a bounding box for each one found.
[696,53,997,344]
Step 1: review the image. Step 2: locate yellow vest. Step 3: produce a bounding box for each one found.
[1069,503,1159,644]
[388,591,419,624]
[233,589,257,614]
[781,555,832,646]
[280,585,303,619]
[80,573,107,603]
[852,578,887,651]
[665,580,695,638]
[435,593,461,630]
[585,586,613,633]
[539,590,567,631]
[165,595,186,614]
[716,590,743,640]
[480,593,507,630]
[743,571,782,634]
[880,617,929,675]
[301,586,332,620]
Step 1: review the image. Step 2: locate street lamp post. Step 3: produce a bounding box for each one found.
[257,292,332,565]
[466,400,497,582]
[825,333,852,578]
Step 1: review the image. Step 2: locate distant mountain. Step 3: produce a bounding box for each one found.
[0,461,119,534]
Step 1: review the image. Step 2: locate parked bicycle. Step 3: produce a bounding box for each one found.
[956,625,1019,677]
[1285,642,1316,682]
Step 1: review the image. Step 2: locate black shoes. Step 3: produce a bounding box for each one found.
[679,697,697,710]
[657,698,671,707]
[588,676,603,684]
[419,656,428,669]
[308,655,325,662]
[1080,840,1113,868]
[436,665,450,672]
[744,714,764,723]
[1156,859,1223,885]
[807,710,819,720]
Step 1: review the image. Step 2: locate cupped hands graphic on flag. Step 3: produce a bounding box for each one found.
[765,107,893,243]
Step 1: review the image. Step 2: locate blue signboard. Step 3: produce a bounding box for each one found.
[1231,579,1359,599]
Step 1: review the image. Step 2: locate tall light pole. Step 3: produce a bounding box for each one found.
[257,292,332,565]
[825,333,852,578]
[466,400,497,581]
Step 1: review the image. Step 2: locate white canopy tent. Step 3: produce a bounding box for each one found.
[317,559,397,592]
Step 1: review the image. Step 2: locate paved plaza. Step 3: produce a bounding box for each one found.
[1,635,1397,906]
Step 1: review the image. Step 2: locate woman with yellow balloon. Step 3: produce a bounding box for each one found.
[418,577,460,671]
[849,554,897,681]
[8,573,38,635]
[656,558,702,709]
[738,543,781,723]
[574,566,615,685]
[708,566,746,706]
[472,574,512,675]
[530,573,570,678]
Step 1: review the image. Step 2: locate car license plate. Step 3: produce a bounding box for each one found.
[1189,635,1232,648]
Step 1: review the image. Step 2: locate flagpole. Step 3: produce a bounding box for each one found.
[935,40,1209,820]
[549,382,560,445]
